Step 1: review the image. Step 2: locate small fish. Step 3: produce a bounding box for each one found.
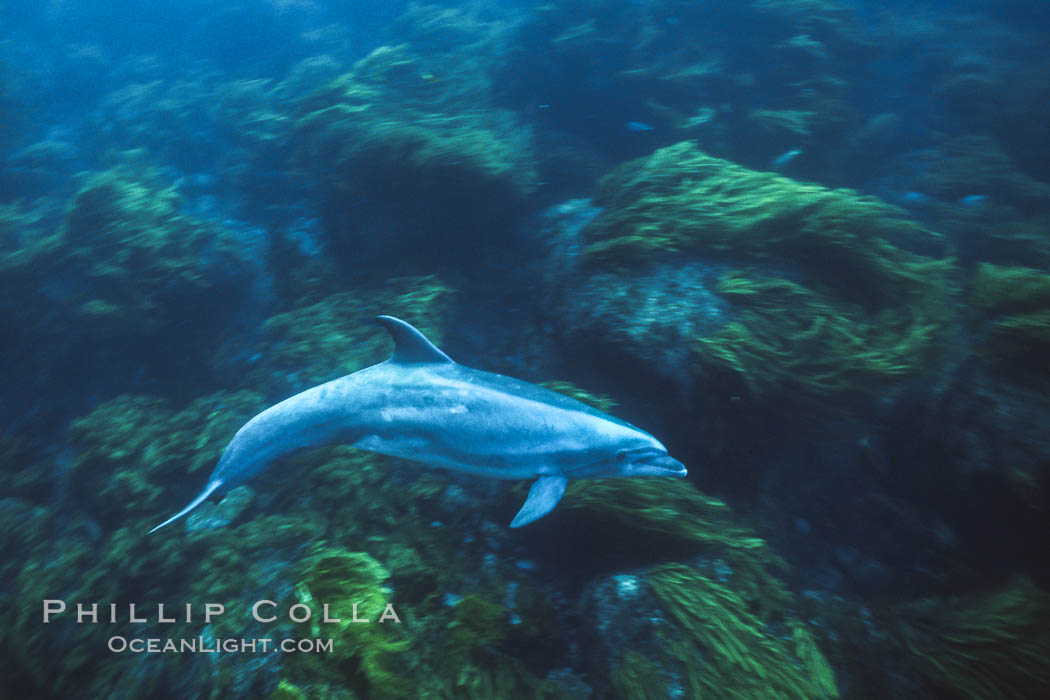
[959,194,988,208]
[625,121,655,132]
[902,191,930,204]
[770,148,802,170]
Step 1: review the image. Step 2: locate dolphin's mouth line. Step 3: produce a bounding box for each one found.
[625,448,688,476]
[650,455,688,477]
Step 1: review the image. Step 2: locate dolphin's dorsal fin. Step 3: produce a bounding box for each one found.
[376,315,454,365]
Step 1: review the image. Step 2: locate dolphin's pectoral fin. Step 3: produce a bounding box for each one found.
[376,315,454,365]
[510,475,568,528]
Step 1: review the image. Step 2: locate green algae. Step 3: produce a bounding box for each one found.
[255,275,452,391]
[2,272,829,700]
[271,680,308,700]
[695,270,945,397]
[555,447,836,698]
[66,391,265,523]
[970,263,1050,362]
[291,550,409,698]
[580,142,955,399]
[749,108,818,136]
[64,157,249,334]
[975,262,1050,311]
[0,433,48,502]
[294,44,537,219]
[563,476,793,621]
[0,198,63,271]
[4,383,357,696]
[896,578,1050,700]
[5,378,822,700]
[612,650,669,700]
[0,198,67,350]
[910,136,1050,212]
[644,564,838,699]
[271,448,573,698]
[540,380,618,412]
[582,142,944,283]
[1,158,252,396]
[446,594,508,658]
[563,478,769,554]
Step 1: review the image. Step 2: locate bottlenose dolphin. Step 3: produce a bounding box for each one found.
[149,316,687,533]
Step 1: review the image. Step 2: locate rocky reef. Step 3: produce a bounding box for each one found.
[3,1,1050,698]
[293,43,538,271]
[539,142,956,411]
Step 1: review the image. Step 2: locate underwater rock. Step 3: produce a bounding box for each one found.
[93,71,304,212]
[795,589,935,699]
[66,391,266,528]
[874,136,1050,266]
[498,0,869,170]
[534,147,971,614]
[879,361,1050,583]
[248,274,453,397]
[2,156,266,430]
[580,571,668,692]
[5,135,78,197]
[64,158,253,335]
[554,472,839,697]
[293,44,538,271]
[539,143,957,406]
[581,560,839,699]
[893,577,1050,700]
[0,435,51,503]
[186,486,254,531]
[969,263,1050,367]
[0,197,80,428]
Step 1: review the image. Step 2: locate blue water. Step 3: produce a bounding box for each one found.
[3,1,1049,698]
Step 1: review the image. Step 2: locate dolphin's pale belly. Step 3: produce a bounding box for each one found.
[342,363,624,479]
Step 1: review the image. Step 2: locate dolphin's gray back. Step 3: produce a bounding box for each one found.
[210,377,370,487]
[343,361,646,479]
[210,359,635,487]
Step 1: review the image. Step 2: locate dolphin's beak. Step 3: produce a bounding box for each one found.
[657,455,688,477]
[639,453,687,477]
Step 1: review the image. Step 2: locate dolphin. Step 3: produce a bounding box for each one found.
[148,316,687,533]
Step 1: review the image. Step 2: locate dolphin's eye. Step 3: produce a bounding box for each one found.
[616,450,628,462]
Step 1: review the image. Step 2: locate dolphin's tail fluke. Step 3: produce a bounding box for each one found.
[147,481,223,534]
